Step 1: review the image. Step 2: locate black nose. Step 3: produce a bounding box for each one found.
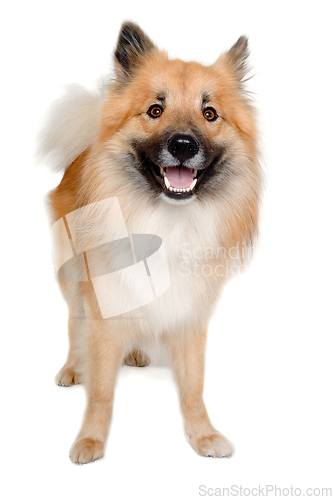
[167,134,199,163]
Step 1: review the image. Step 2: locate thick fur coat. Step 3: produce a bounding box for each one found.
[39,22,261,464]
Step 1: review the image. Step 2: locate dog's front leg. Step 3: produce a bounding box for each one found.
[167,329,234,458]
[69,319,125,464]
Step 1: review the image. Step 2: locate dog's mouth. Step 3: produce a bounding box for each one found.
[135,143,225,201]
[144,157,205,200]
[159,166,198,199]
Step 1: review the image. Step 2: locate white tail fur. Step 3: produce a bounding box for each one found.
[37,84,104,172]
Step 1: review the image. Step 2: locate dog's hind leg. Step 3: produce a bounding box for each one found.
[124,348,150,367]
[55,282,85,387]
[55,317,84,386]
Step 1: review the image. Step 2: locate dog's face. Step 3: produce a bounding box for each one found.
[127,59,233,203]
[92,22,259,250]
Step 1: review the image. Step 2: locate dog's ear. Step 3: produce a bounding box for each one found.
[114,22,156,83]
[226,36,249,81]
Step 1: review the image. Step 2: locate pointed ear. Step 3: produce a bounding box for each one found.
[226,36,249,80]
[114,22,156,84]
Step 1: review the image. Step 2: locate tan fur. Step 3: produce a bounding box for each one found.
[124,349,151,367]
[164,328,234,457]
[46,24,261,464]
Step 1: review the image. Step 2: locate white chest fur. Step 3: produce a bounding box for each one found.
[125,197,225,335]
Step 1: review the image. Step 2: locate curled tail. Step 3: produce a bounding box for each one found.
[37,83,105,172]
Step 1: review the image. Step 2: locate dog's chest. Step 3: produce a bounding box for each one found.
[127,204,224,333]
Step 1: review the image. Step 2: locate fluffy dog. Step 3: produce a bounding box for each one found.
[39,22,261,464]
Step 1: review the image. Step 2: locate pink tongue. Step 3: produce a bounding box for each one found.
[166,167,193,188]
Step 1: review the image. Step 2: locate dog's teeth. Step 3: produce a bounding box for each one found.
[189,178,197,190]
[165,180,194,193]
[192,169,197,178]
[159,166,166,177]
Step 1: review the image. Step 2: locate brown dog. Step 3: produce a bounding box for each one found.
[39,22,261,464]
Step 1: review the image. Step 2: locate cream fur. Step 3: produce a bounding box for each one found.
[46,22,260,464]
[37,83,105,171]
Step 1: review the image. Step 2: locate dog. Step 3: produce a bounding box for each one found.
[39,22,261,464]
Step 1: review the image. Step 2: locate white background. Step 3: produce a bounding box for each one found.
[1,1,332,499]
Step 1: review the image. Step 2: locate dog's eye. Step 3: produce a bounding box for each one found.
[203,107,218,122]
[147,104,163,119]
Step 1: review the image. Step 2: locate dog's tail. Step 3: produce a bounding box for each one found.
[37,83,105,172]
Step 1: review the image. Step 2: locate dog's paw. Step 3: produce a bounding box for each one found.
[55,366,81,387]
[187,432,234,458]
[70,438,104,465]
[124,349,150,367]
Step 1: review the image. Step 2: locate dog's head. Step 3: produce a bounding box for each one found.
[96,22,259,212]
[89,19,260,242]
